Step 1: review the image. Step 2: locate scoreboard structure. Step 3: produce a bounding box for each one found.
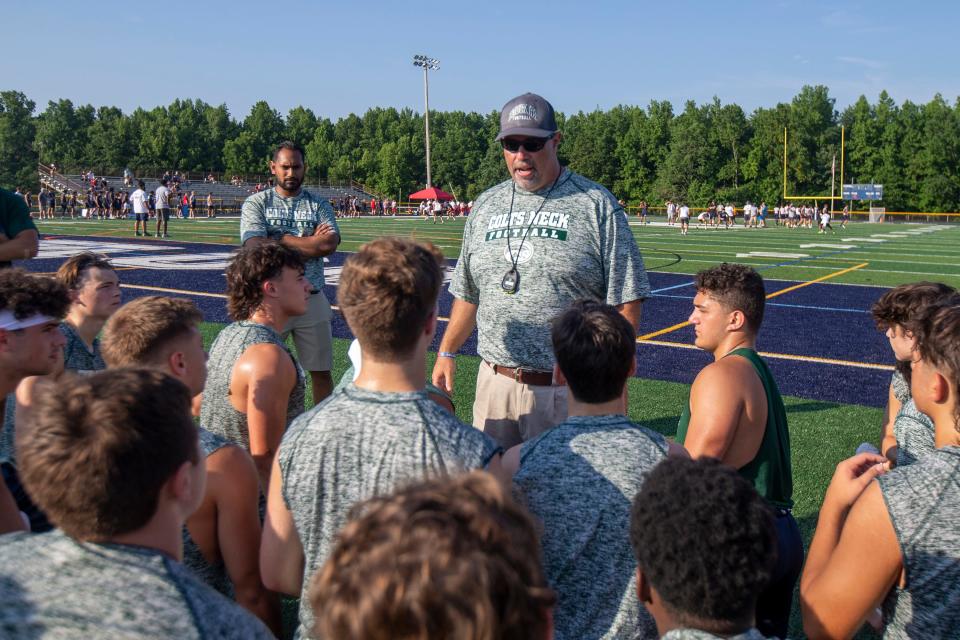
[842,184,884,200]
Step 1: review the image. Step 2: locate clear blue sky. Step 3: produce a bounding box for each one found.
[4,0,957,121]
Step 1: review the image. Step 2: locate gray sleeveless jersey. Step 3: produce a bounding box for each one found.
[0,394,15,464]
[889,370,935,466]
[0,530,272,639]
[278,383,501,638]
[200,321,305,451]
[879,445,960,638]
[181,428,234,598]
[513,414,668,640]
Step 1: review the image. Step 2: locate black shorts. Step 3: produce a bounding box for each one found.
[157,208,171,221]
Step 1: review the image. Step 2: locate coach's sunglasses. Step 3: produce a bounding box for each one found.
[501,135,553,153]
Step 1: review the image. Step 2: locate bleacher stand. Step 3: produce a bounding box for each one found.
[37,165,380,217]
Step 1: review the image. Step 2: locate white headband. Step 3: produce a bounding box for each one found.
[0,311,58,331]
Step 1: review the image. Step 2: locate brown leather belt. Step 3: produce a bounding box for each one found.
[488,362,554,386]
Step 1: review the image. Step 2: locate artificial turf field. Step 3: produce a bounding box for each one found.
[23,214,960,637]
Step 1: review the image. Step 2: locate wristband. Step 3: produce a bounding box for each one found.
[438,351,457,359]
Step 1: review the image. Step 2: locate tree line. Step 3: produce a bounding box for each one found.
[1,86,958,210]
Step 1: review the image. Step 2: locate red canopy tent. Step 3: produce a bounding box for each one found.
[409,186,454,201]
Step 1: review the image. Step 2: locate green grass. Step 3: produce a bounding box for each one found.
[37,215,960,288]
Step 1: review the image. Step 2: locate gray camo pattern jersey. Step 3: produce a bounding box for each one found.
[513,415,668,640]
[1,322,106,464]
[890,370,936,466]
[278,383,501,638]
[181,428,234,598]
[878,445,960,638]
[0,530,272,639]
[449,169,650,371]
[240,188,339,291]
[200,321,305,452]
[661,629,770,640]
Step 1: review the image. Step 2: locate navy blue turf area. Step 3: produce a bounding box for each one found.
[20,236,894,408]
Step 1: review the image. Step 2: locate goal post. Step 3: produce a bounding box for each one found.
[869,207,886,223]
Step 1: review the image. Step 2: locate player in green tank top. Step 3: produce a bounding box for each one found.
[677,264,800,639]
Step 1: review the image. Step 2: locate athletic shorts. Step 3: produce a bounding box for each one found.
[157,207,171,221]
[135,212,148,221]
[282,291,333,372]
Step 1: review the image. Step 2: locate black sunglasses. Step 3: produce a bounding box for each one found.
[501,135,553,153]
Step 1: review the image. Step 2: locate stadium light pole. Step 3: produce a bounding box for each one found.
[412,54,439,187]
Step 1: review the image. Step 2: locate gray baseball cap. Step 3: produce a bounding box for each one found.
[495,93,558,140]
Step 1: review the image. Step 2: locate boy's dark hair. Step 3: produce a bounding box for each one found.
[872,282,959,384]
[914,302,960,433]
[225,241,306,320]
[17,368,199,540]
[101,296,203,367]
[551,299,635,403]
[871,282,957,336]
[309,471,555,640]
[630,457,777,634]
[274,140,305,162]
[337,238,444,362]
[694,264,766,332]
[55,252,115,291]
[0,269,70,321]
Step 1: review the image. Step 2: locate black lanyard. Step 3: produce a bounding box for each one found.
[502,173,561,294]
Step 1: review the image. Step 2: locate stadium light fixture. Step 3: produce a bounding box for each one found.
[412,54,439,186]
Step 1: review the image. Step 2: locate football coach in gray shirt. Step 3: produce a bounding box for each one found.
[432,93,650,449]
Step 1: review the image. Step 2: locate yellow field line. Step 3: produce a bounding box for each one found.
[637,338,893,371]
[765,262,870,299]
[120,284,227,299]
[637,262,870,341]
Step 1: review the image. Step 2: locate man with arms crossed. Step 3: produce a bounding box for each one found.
[201,241,309,493]
[0,269,68,534]
[0,369,273,638]
[155,177,172,238]
[262,238,501,639]
[500,299,682,639]
[241,141,341,404]
[432,93,649,449]
[102,296,280,634]
[677,263,801,639]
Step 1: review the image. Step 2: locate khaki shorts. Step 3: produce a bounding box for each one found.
[282,292,333,372]
[473,361,568,450]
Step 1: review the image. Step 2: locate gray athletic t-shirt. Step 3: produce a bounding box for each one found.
[60,321,106,374]
[200,321,305,452]
[513,414,668,640]
[662,629,770,640]
[278,383,501,637]
[240,188,339,290]
[889,370,935,467]
[182,428,234,598]
[450,170,650,371]
[0,529,272,639]
[878,445,960,638]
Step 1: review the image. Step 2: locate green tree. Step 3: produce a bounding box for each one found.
[0,91,37,188]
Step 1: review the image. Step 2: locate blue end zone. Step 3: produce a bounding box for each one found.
[21,236,894,408]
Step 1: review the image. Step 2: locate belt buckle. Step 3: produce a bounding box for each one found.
[514,367,523,383]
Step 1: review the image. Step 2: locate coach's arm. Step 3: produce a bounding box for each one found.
[260,456,305,597]
[244,223,339,259]
[0,230,39,262]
